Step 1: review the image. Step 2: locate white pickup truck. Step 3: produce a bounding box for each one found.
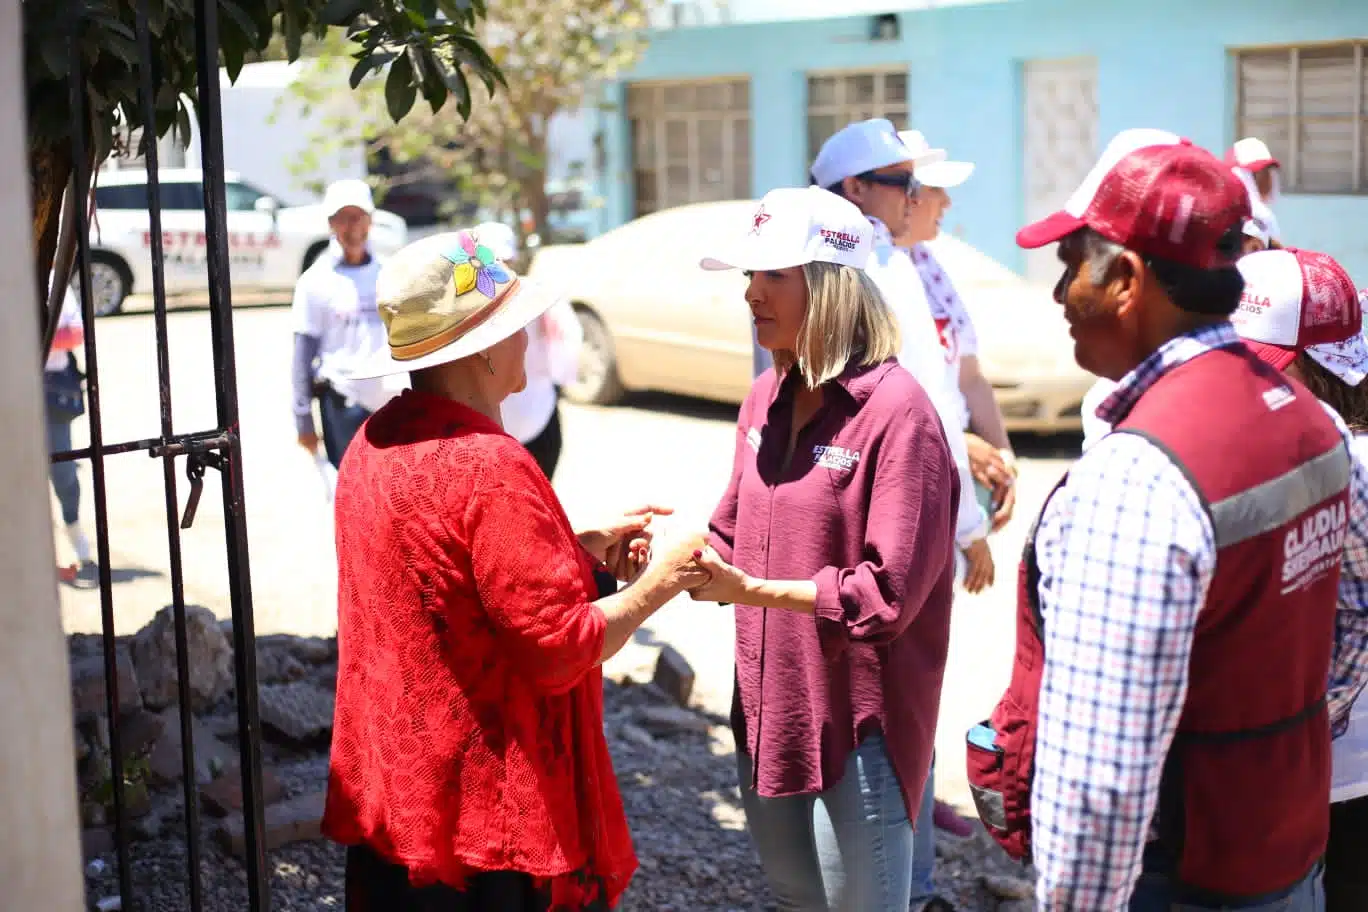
[85,167,408,315]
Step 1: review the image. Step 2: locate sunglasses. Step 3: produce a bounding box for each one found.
[858,171,923,198]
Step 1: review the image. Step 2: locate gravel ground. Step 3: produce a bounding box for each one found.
[82,675,1035,911]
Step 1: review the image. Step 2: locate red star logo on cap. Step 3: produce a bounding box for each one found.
[751,206,771,235]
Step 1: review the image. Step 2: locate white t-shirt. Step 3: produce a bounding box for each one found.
[911,242,978,432]
[864,219,988,547]
[501,301,582,443]
[291,243,396,414]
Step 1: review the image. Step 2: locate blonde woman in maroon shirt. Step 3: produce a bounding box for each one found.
[687,186,960,910]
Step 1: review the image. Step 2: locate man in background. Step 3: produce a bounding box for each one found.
[291,179,397,470]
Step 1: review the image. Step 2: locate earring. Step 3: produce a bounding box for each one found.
[483,354,495,375]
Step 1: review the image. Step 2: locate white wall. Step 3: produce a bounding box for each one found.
[0,0,86,904]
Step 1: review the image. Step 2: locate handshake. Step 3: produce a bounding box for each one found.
[575,505,741,604]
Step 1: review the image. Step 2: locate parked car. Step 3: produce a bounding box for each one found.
[85,168,408,315]
[527,199,1091,433]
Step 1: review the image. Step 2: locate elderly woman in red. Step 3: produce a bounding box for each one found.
[322,229,706,911]
[689,186,960,911]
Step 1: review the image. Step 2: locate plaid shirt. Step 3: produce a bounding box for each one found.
[1032,321,1368,910]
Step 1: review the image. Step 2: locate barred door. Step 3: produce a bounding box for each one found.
[627,78,752,216]
[40,0,273,908]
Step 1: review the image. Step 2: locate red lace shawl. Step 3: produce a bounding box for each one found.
[322,390,637,907]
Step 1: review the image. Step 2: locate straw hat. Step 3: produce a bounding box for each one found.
[352,228,563,379]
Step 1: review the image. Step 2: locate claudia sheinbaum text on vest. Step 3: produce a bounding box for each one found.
[963,128,1368,912]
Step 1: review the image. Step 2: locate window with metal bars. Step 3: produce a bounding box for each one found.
[1236,43,1368,194]
[626,78,752,217]
[805,70,910,168]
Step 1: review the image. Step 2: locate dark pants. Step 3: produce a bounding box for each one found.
[1129,859,1324,911]
[524,405,563,480]
[1327,797,1368,911]
[47,416,81,525]
[319,385,372,470]
[343,844,610,912]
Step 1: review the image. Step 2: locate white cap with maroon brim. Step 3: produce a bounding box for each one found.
[1226,137,1281,173]
[700,186,874,272]
[898,130,975,188]
[1231,247,1364,376]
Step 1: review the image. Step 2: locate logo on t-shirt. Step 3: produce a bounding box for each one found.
[746,427,763,452]
[813,444,860,471]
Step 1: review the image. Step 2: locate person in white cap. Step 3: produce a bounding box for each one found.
[897,129,1017,535]
[291,179,399,470]
[479,222,584,480]
[893,127,1014,911]
[687,186,960,911]
[810,119,993,588]
[1227,137,1283,245]
[964,128,1368,911]
[324,226,709,911]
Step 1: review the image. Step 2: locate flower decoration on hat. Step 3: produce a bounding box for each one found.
[447,230,511,298]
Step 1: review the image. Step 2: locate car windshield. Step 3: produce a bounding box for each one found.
[224,180,270,211]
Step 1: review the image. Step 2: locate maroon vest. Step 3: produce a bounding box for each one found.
[967,345,1351,899]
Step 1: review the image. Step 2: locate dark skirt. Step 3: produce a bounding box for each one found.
[1327,795,1368,911]
[344,844,613,912]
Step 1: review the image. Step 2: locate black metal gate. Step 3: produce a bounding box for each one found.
[46,0,272,908]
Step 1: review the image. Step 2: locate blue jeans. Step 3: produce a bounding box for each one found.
[319,386,372,470]
[737,735,914,911]
[47,416,80,525]
[1129,862,1325,911]
[910,758,937,905]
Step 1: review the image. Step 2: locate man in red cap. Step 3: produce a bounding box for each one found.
[964,128,1368,910]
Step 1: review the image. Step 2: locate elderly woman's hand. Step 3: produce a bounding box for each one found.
[642,530,713,592]
[577,505,673,567]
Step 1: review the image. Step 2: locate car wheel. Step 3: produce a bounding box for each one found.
[85,253,132,316]
[564,306,626,405]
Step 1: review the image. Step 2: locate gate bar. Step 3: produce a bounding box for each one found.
[191,0,271,906]
[134,0,206,907]
[67,16,133,907]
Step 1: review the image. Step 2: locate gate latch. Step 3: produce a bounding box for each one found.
[180,451,225,529]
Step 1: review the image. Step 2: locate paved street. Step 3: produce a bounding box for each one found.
[54,301,1079,811]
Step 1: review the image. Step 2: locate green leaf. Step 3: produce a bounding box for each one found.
[349,49,395,88]
[222,33,247,81]
[282,2,303,59]
[415,47,446,114]
[38,34,68,79]
[319,0,367,27]
[384,50,417,121]
[218,0,259,45]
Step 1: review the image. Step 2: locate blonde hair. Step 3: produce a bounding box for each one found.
[772,261,902,387]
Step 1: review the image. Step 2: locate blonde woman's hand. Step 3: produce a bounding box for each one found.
[687,546,750,605]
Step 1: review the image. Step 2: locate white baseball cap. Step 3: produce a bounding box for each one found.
[1231,248,1364,377]
[322,179,376,217]
[898,130,975,188]
[699,187,873,272]
[1226,137,1280,173]
[810,119,915,189]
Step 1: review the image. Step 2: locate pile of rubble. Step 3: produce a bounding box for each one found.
[72,616,1035,910]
